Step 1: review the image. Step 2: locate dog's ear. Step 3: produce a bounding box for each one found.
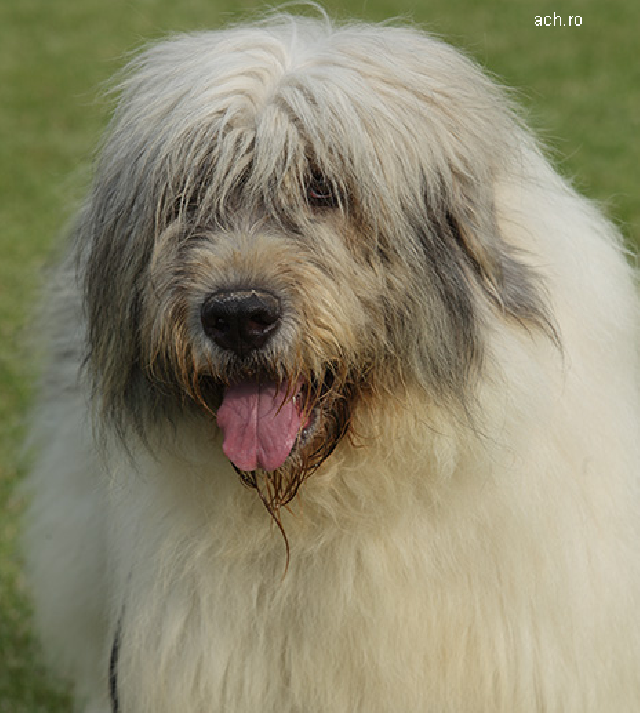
[441,180,556,339]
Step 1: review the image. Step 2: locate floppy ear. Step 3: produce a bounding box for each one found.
[443,178,556,340]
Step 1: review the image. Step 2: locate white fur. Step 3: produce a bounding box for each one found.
[23,14,640,712]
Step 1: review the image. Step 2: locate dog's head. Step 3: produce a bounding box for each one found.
[79,15,552,516]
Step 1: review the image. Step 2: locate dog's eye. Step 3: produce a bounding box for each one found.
[307,175,336,207]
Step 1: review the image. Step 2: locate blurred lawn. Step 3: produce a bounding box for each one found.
[0,0,638,709]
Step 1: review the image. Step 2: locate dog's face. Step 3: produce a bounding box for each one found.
[80,19,551,514]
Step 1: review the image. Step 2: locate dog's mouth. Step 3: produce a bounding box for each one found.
[217,376,311,472]
[216,371,336,474]
[212,369,350,565]
[213,369,351,515]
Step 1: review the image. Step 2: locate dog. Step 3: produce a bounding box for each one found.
[22,11,640,712]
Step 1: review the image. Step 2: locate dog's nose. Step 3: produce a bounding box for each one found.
[201,289,281,356]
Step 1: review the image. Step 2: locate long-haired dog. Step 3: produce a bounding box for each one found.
[23,11,640,712]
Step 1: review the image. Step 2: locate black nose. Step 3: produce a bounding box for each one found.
[201,289,281,356]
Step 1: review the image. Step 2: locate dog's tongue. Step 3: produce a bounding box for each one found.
[216,381,302,472]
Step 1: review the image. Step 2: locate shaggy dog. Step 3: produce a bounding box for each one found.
[23,12,640,713]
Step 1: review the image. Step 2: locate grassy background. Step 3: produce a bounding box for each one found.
[0,0,638,709]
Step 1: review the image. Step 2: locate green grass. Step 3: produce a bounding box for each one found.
[0,0,637,709]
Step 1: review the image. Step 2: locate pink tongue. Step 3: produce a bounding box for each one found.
[216,380,303,471]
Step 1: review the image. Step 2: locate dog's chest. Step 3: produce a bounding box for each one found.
[112,505,448,712]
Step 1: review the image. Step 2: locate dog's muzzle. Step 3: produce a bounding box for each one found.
[200,287,299,472]
[199,287,349,484]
